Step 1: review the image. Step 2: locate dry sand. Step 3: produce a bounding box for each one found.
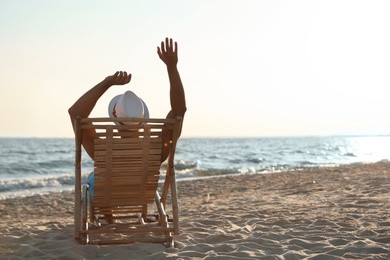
[1,161,390,259]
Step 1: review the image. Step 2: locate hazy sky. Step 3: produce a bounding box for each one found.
[1,0,389,138]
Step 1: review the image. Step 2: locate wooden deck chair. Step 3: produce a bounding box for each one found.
[73,116,182,246]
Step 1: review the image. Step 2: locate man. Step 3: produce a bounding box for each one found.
[69,37,186,163]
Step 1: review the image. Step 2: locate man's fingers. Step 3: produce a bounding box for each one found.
[121,71,128,82]
[124,73,132,83]
[157,46,163,58]
[159,38,178,53]
[115,71,131,84]
[161,41,165,53]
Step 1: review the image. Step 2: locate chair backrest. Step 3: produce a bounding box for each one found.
[77,117,182,209]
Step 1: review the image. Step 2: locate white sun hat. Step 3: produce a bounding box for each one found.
[108,91,149,125]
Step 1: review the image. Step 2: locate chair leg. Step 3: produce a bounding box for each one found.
[142,204,148,222]
[88,192,94,224]
[165,232,174,247]
[81,185,89,244]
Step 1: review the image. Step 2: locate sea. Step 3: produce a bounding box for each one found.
[0,136,390,200]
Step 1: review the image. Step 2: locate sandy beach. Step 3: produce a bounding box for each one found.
[1,161,389,259]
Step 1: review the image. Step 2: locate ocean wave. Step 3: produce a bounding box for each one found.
[247,158,265,164]
[229,159,243,164]
[0,159,94,176]
[0,174,88,193]
[175,160,198,170]
[1,165,43,175]
[341,152,358,157]
[186,166,257,178]
[161,160,198,171]
[1,136,390,199]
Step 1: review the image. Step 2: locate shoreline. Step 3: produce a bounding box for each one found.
[1,161,390,259]
[2,160,389,201]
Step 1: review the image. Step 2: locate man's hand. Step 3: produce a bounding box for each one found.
[104,71,131,86]
[157,38,178,67]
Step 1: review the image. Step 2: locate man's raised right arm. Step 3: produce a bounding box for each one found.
[157,38,187,122]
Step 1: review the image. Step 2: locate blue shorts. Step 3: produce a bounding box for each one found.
[87,172,95,200]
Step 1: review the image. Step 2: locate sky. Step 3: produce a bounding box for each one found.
[0,0,389,138]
